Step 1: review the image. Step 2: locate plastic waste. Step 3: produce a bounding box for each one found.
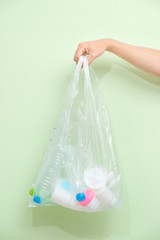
[28,56,122,212]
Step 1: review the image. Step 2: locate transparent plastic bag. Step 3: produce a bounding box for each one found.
[28,56,122,212]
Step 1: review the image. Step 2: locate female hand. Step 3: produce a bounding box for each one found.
[73,39,110,65]
[73,38,160,77]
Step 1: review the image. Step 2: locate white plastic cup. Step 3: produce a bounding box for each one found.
[84,165,108,189]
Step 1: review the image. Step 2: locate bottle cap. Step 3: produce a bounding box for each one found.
[76,193,85,201]
[33,196,42,204]
[60,180,71,191]
[29,188,34,196]
[78,189,95,206]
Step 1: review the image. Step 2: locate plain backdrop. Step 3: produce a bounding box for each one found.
[0,0,160,240]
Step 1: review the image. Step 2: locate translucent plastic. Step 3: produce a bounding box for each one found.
[28,56,122,212]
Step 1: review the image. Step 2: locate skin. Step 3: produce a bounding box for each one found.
[73,38,160,77]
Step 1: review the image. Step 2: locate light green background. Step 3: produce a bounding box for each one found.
[1,0,160,240]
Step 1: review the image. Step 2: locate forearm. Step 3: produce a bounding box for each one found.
[106,38,160,77]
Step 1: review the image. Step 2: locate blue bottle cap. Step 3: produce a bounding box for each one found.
[76,193,85,202]
[60,180,71,191]
[33,196,42,204]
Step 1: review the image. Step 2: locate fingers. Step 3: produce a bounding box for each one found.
[74,43,97,66]
[73,43,88,63]
[74,53,95,66]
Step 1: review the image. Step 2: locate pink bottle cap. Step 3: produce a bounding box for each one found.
[79,189,95,207]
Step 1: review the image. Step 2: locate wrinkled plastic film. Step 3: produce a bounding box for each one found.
[28,56,122,211]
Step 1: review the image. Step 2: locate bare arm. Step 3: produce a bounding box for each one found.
[73,38,160,77]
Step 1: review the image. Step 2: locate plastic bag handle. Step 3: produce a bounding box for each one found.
[76,55,89,75]
[77,55,91,92]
